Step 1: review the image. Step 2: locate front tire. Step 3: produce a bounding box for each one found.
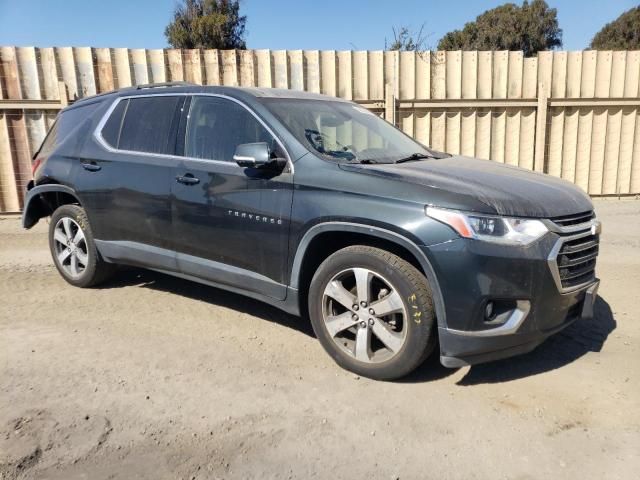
[308,245,436,380]
[49,204,115,287]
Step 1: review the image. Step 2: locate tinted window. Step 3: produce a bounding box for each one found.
[118,96,182,154]
[36,102,99,158]
[185,96,277,161]
[101,99,128,148]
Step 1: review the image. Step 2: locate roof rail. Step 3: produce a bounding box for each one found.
[135,81,196,90]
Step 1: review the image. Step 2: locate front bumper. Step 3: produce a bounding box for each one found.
[421,234,600,368]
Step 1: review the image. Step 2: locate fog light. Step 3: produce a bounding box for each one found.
[484,301,494,320]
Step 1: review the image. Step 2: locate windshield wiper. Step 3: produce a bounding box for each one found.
[394,153,435,163]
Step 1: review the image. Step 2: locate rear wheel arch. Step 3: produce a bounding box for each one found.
[290,222,447,328]
[22,184,83,229]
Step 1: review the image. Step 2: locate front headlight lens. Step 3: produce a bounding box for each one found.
[426,206,548,245]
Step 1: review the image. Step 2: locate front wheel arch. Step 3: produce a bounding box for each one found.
[290,222,447,329]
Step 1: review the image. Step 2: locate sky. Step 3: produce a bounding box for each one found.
[0,0,636,51]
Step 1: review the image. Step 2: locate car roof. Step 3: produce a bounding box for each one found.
[68,83,350,110]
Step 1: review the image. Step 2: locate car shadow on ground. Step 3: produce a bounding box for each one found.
[102,269,616,385]
[102,267,316,337]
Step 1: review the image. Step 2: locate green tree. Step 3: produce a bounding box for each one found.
[437,0,562,56]
[165,0,247,49]
[590,6,640,50]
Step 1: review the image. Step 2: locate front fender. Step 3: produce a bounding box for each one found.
[289,221,447,327]
[22,183,80,229]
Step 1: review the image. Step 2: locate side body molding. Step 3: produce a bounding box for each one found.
[22,184,81,229]
[289,222,447,327]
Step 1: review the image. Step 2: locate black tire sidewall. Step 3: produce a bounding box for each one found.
[309,246,436,380]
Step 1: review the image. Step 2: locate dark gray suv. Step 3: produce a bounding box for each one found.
[22,83,601,380]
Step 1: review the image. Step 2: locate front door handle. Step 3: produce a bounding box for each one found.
[81,162,101,172]
[176,174,200,185]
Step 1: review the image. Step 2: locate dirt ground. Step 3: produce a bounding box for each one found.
[1,199,639,480]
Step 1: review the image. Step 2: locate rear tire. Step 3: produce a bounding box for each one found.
[49,204,115,287]
[308,245,436,380]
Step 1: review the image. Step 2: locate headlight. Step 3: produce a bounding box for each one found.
[426,206,548,246]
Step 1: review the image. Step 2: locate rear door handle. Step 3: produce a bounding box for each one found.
[176,174,200,185]
[81,162,101,172]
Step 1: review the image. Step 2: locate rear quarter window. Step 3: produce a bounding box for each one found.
[36,102,99,157]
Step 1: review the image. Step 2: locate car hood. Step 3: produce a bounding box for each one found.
[342,155,593,218]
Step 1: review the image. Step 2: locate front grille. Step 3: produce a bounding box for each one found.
[551,211,594,228]
[555,232,599,290]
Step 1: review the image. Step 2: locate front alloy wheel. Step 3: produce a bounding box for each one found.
[309,245,436,380]
[322,267,408,363]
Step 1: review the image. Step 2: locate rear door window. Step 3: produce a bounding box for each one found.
[185,96,279,161]
[116,96,182,155]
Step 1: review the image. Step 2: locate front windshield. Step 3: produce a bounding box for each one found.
[261,98,434,164]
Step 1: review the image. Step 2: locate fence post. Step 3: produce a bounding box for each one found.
[534,82,548,173]
[385,83,396,126]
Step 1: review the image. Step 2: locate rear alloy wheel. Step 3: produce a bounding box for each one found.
[309,245,436,380]
[49,204,115,287]
[52,216,89,279]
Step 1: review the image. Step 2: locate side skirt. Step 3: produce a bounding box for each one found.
[95,239,300,316]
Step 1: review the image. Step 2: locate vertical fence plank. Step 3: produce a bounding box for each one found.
[589,51,612,194]
[74,46,96,96]
[95,48,114,92]
[130,48,149,85]
[619,51,639,194]
[414,51,430,146]
[369,51,384,100]
[475,51,492,159]
[148,49,166,84]
[304,50,320,93]
[113,47,132,87]
[203,49,220,85]
[601,51,626,194]
[460,51,477,157]
[505,51,523,166]
[561,52,582,183]
[255,50,271,88]
[272,50,287,89]
[17,47,46,160]
[239,50,255,87]
[320,50,336,96]
[288,50,304,91]
[185,49,203,84]
[39,47,60,99]
[574,50,597,192]
[353,51,368,100]
[166,49,183,82]
[0,48,20,211]
[547,51,567,178]
[56,47,79,99]
[430,51,446,151]
[490,50,508,162]
[518,56,537,170]
[222,50,238,86]
[337,51,352,100]
[399,51,415,137]
[445,50,461,154]
[1,46,31,206]
[384,51,399,100]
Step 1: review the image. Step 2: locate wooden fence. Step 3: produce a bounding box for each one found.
[1,47,640,212]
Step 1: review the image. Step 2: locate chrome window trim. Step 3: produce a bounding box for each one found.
[93,92,294,174]
[547,229,599,294]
